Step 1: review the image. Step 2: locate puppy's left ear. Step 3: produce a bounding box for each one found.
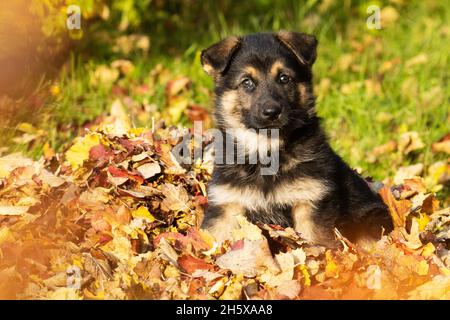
[201,36,241,78]
[276,30,318,66]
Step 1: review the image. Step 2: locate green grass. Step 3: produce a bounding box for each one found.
[5,1,449,184]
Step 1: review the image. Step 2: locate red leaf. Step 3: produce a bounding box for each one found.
[186,104,210,122]
[108,166,129,178]
[107,166,144,184]
[230,239,244,251]
[178,255,213,274]
[89,144,113,162]
[180,228,211,252]
[98,234,113,245]
[195,195,208,206]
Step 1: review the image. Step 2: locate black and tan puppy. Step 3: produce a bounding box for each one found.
[200,31,393,247]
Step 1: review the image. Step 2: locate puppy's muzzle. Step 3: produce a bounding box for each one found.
[261,103,282,121]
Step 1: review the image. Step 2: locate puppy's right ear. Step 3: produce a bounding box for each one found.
[201,36,241,78]
[276,30,318,66]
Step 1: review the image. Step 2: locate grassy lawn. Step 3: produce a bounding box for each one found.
[5,1,449,182]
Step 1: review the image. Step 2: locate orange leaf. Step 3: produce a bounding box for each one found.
[178,255,213,274]
[379,186,411,227]
[421,194,440,215]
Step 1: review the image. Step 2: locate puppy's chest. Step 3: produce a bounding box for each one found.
[208,176,328,212]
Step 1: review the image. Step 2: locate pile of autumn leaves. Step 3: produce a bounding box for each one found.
[0,116,449,300]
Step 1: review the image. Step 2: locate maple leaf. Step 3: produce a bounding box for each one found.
[65,133,102,170]
[161,183,190,212]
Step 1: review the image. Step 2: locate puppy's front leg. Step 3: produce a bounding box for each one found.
[292,202,336,247]
[201,203,246,244]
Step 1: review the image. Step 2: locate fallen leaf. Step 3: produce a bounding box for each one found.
[161,183,190,212]
[394,164,424,185]
[398,131,424,155]
[405,53,428,68]
[408,275,450,299]
[380,186,411,227]
[131,206,155,222]
[65,133,102,170]
[216,239,279,277]
[178,255,213,274]
[136,162,161,179]
[0,206,29,216]
[0,153,34,178]
[432,134,450,154]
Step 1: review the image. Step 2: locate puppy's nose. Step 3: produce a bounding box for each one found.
[262,105,282,120]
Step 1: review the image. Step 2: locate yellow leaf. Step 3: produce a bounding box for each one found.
[220,279,243,300]
[0,227,14,246]
[440,268,450,276]
[416,260,429,276]
[65,133,101,170]
[421,243,435,258]
[163,265,180,278]
[50,84,61,96]
[298,264,311,286]
[408,275,450,299]
[167,97,188,124]
[131,206,155,222]
[108,99,131,136]
[380,6,399,27]
[72,258,83,269]
[416,213,430,231]
[208,277,227,298]
[129,127,146,136]
[49,287,82,300]
[199,229,216,249]
[17,122,37,133]
[325,250,338,278]
[83,289,105,300]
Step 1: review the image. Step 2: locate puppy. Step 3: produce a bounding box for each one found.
[200,31,393,247]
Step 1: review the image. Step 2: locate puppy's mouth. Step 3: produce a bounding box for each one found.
[239,109,284,130]
[254,122,284,129]
[242,110,308,131]
[248,118,286,130]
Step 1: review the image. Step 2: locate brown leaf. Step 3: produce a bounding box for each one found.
[161,183,190,212]
[379,186,411,228]
[398,131,424,155]
[366,141,397,163]
[165,77,191,98]
[403,178,427,194]
[421,194,440,215]
[432,133,450,154]
[89,144,113,164]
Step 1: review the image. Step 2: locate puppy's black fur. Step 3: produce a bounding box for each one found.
[200,31,393,247]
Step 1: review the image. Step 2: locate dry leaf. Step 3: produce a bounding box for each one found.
[380,186,411,227]
[136,162,161,179]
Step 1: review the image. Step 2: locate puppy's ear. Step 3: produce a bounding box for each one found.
[201,36,241,78]
[276,30,318,66]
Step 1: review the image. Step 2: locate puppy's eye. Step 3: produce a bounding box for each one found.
[241,78,256,91]
[279,74,290,84]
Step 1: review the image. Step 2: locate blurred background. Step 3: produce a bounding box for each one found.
[0,0,448,201]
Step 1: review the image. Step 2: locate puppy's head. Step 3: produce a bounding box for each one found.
[201,31,317,131]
